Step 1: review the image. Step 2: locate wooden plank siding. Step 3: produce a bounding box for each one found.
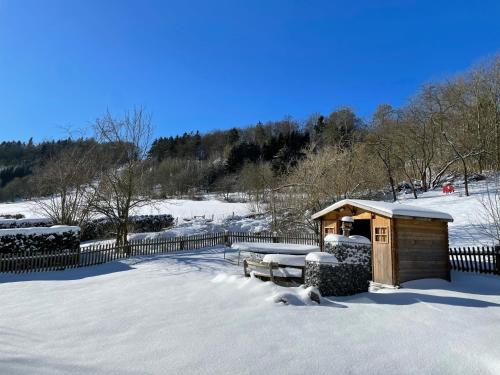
[395,219,450,283]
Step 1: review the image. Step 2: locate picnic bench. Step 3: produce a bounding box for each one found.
[231,242,320,265]
[233,242,320,285]
[243,253,306,284]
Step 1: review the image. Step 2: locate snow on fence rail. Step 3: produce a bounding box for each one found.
[448,246,499,275]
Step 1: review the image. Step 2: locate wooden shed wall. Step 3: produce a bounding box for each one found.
[395,219,450,283]
[371,215,395,285]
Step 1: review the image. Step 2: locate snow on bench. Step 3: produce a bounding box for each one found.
[244,253,306,282]
[262,254,306,267]
[248,265,303,279]
[231,242,320,255]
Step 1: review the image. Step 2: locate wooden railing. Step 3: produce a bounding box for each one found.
[0,231,320,274]
[448,246,499,275]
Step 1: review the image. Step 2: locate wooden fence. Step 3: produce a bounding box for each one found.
[0,231,320,273]
[1,232,499,276]
[448,246,499,275]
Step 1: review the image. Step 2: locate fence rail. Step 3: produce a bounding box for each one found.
[1,232,499,276]
[448,246,499,275]
[0,231,320,274]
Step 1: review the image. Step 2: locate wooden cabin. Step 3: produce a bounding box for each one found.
[311,199,453,286]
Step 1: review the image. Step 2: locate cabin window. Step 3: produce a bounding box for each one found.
[374,227,388,243]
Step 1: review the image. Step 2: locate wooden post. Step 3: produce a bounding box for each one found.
[495,244,500,275]
[319,220,324,252]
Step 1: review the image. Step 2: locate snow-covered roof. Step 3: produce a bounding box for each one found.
[311,199,453,222]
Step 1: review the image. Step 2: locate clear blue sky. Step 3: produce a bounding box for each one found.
[0,0,499,142]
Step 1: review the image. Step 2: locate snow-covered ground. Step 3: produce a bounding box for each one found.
[1,179,499,374]
[0,196,253,222]
[0,247,499,375]
[129,215,270,241]
[132,196,253,222]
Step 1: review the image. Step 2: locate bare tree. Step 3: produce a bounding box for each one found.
[268,144,376,233]
[90,107,153,247]
[368,104,401,201]
[477,176,500,244]
[33,146,97,226]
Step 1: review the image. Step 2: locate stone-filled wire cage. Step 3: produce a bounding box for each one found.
[305,234,372,296]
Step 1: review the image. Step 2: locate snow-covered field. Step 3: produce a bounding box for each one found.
[0,247,499,375]
[0,196,253,222]
[133,196,253,222]
[1,177,497,246]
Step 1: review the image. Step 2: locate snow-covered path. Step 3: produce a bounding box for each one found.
[1,247,499,375]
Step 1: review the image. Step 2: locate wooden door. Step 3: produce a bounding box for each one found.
[371,216,394,285]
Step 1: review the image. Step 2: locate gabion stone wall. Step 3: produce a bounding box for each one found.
[0,226,80,254]
[324,237,371,269]
[0,218,54,229]
[305,261,371,296]
[81,215,175,241]
[304,235,372,297]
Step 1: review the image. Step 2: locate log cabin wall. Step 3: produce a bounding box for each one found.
[395,219,450,283]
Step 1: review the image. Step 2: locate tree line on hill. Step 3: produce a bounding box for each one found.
[0,54,498,239]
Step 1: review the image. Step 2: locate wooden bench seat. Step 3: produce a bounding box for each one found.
[243,256,306,284]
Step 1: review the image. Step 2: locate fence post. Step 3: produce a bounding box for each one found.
[224,230,230,247]
[496,244,500,275]
[272,231,278,243]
